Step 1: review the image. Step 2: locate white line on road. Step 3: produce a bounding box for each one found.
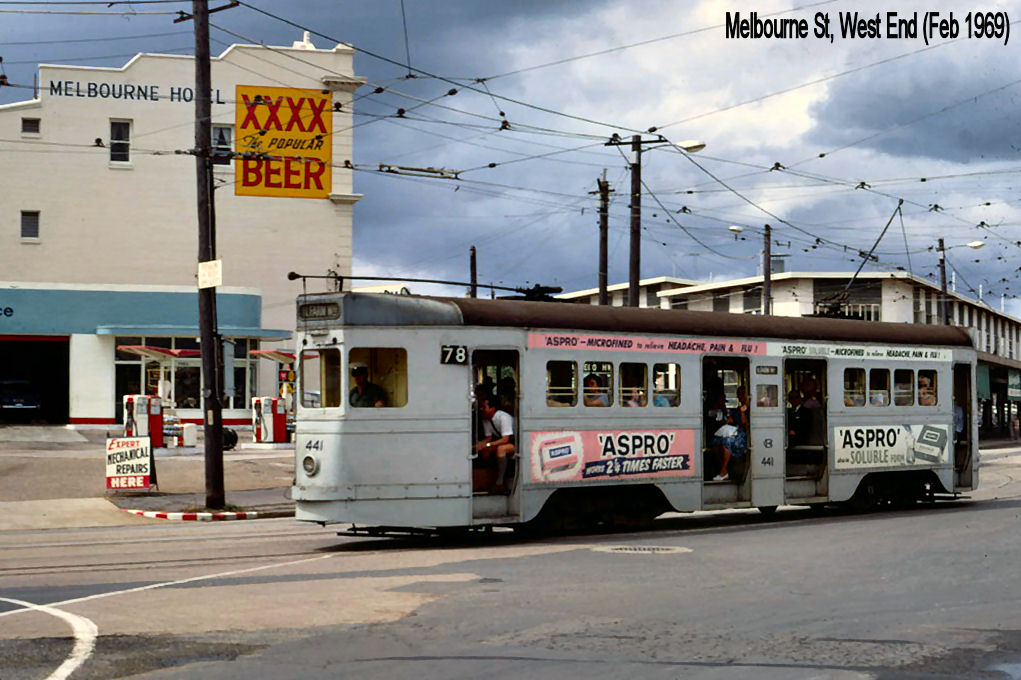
[0,597,98,680]
[0,553,335,620]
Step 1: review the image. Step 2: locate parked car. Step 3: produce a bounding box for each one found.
[0,380,41,412]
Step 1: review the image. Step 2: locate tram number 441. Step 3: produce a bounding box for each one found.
[441,345,468,365]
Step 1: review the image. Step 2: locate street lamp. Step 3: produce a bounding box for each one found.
[727,225,744,240]
[938,238,985,324]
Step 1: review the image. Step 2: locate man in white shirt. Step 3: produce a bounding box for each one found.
[475,395,515,493]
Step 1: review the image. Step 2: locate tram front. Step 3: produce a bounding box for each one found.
[292,292,476,529]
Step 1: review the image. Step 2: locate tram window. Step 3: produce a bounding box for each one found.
[620,363,647,407]
[756,384,778,407]
[582,361,613,407]
[348,348,408,408]
[300,349,341,408]
[894,369,915,406]
[652,363,681,407]
[546,361,577,407]
[869,369,890,407]
[919,370,938,406]
[843,368,865,407]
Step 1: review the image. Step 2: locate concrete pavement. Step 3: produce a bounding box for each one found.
[0,425,294,530]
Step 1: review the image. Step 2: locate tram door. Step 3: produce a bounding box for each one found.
[953,363,973,488]
[702,357,750,485]
[783,359,828,482]
[471,350,519,497]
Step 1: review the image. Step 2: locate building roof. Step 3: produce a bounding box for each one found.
[557,276,699,300]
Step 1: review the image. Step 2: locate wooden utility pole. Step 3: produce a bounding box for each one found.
[469,246,478,298]
[762,224,772,315]
[938,237,949,325]
[192,0,224,509]
[627,135,642,307]
[589,170,613,305]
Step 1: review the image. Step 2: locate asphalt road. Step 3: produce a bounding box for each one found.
[4,452,1021,679]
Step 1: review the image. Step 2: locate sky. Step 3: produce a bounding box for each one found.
[2,0,1020,310]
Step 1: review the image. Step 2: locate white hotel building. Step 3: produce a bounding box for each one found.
[0,35,362,426]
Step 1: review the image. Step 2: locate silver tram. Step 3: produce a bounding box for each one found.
[292,292,978,531]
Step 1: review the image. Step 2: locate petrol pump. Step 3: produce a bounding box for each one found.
[251,396,288,443]
[123,394,164,448]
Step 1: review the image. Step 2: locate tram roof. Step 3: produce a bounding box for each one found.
[302,293,973,347]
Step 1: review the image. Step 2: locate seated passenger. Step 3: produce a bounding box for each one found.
[623,387,645,407]
[474,395,515,493]
[800,377,822,408]
[869,390,889,406]
[349,363,386,408]
[583,374,609,407]
[919,377,936,406]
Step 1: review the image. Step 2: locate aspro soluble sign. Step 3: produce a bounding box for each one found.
[106,436,155,491]
[235,85,332,199]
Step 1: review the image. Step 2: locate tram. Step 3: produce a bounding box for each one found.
[292,292,977,531]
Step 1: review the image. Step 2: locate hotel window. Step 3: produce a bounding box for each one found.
[21,118,40,134]
[20,211,39,239]
[211,124,232,165]
[110,120,131,162]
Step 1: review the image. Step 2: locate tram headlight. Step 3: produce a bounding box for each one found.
[302,455,320,476]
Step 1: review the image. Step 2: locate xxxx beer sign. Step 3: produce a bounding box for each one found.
[235,85,332,199]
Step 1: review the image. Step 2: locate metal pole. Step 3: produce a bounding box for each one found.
[469,246,477,298]
[762,224,772,315]
[193,0,224,509]
[938,237,949,325]
[628,135,641,307]
[597,170,610,306]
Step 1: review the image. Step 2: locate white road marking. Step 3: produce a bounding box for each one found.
[0,597,98,680]
[0,553,335,620]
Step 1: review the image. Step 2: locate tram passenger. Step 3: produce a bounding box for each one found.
[474,395,515,493]
[349,363,386,408]
[583,374,610,407]
[800,377,822,408]
[919,376,936,406]
[787,390,812,446]
[711,386,749,481]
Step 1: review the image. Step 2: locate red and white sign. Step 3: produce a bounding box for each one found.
[529,428,696,483]
[106,436,154,491]
[529,332,766,355]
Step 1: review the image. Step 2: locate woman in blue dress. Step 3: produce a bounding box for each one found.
[711,386,748,481]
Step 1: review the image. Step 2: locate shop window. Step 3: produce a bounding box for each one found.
[653,363,681,407]
[174,364,201,409]
[212,124,233,165]
[546,360,577,406]
[21,118,40,135]
[115,336,143,361]
[620,363,648,407]
[582,361,613,407]
[844,368,865,407]
[348,347,407,408]
[894,369,914,406]
[919,370,938,406]
[869,369,890,407]
[20,211,39,239]
[110,120,131,162]
[300,349,340,408]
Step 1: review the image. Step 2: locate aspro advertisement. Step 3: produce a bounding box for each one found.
[235,85,332,199]
[530,429,695,483]
[105,436,154,491]
[834,424,950,470]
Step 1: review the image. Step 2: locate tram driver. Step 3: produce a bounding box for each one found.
[475,395,515,493]
[349,363,386,408]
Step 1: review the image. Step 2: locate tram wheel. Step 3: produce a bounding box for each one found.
[757,505,778,517]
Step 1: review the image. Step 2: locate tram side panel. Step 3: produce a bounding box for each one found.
[825,357,958,503]
[519,347,706,520]
[294,327,475,527]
